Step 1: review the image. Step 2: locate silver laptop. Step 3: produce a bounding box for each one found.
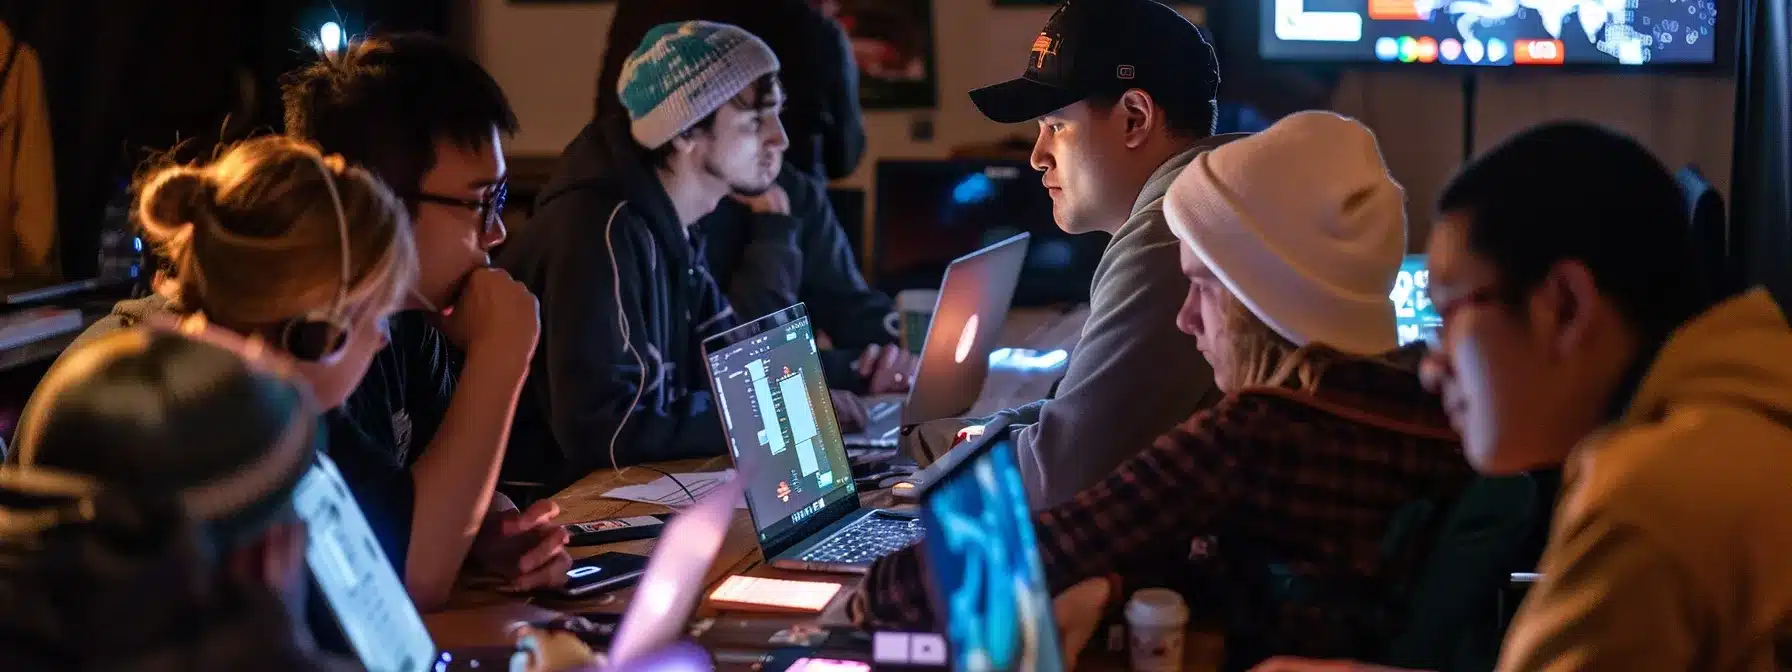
[850,233,1031,448]
[701,304,924,574]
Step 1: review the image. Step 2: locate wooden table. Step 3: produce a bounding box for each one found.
[419,307,1216,668]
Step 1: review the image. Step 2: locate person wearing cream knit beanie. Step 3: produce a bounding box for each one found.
[852,109,1477,669]
[1164,109,1407,358]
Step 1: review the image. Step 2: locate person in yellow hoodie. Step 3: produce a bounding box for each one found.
[0,21,55,278]
[1254,122,1792,672]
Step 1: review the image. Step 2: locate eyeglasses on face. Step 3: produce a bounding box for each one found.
[1421,285,1501,349]
[412,181,507,237]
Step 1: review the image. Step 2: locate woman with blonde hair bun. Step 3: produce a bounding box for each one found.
[15,135,423,657]
[118,135,417,409]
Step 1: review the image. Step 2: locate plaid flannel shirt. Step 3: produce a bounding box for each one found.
[850,349,1474,662]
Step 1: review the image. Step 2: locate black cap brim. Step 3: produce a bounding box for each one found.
[968,77,1088,125]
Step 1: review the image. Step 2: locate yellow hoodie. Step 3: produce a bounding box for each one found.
[0,23,55,279]
[1499,288,1792,671]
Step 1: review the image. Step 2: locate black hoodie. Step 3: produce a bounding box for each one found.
[700,163,897,393]
[497,113,801,488]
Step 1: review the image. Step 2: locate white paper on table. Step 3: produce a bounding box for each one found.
[601,469,748,509]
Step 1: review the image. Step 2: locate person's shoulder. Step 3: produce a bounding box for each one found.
[1577,405,1792,534]
[61,295,174,352]
[1090,212,1182,297]
[1168,392,1284,442]
[503,191,646,271]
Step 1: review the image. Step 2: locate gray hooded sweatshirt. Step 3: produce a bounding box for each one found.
[1004,134,1246,507]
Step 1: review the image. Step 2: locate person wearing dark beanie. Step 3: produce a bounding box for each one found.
[0,328,354,671]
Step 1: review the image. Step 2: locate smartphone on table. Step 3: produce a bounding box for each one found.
[558,552,649,597]
[564,514,671,546]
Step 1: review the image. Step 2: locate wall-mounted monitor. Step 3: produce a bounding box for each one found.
[1259,1,1724,68]
[1392,254,1439,347]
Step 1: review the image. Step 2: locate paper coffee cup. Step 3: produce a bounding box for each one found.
[1125,588,1188,672]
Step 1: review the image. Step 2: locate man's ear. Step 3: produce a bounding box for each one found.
[668,130,703,157]
[1117,89,1157,149]
[1544,260,1603,356]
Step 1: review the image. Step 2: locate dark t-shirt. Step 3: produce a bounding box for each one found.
[322,310,458,573]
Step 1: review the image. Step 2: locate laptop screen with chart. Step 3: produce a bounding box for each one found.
[704,306,856,544]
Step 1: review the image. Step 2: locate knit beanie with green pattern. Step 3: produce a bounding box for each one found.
[617,21,781,149]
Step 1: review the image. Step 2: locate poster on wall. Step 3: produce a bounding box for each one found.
[824,0,938,109]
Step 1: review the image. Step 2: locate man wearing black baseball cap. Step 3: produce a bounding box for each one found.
[955,0,1246,508]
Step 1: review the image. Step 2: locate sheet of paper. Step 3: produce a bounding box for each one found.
[602,469,748,509]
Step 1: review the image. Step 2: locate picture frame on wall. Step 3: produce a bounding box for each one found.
[829,0,938,109]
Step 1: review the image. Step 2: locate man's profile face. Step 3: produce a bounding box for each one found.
[412,126,508,308]
[692,81,789,197]
[1420,212,1580,475]
[1031,100,1131,235]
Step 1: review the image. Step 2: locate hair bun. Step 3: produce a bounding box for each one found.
[140,169,218,233]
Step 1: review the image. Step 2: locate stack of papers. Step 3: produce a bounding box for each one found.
[602,470,748,509]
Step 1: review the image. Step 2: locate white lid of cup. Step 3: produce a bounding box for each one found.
[1125,588,1189,626]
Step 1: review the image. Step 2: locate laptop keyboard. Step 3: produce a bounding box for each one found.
[799,515,924,565]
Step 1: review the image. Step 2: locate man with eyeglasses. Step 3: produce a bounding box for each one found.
[281,33,569,610]
[1254,123,1792,671]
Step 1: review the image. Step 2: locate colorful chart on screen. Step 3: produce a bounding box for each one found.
[1260,1,1721,66]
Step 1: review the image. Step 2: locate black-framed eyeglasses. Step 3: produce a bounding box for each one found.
[412,180,507,237]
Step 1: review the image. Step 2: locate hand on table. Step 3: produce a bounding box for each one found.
[857,343,918,395]
[830,390,868,433]
[471,499,572,593]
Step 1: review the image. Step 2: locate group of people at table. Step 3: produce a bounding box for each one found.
[4,0,1792,669]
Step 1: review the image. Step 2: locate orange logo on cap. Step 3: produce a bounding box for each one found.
[1031,33,1060,69]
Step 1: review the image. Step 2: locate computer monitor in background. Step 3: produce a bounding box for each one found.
[873,160,1104,307]
[1392,254,1439,346]
[1259,1,1724,67]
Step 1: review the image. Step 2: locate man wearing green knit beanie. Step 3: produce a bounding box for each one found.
[498,22,849,487]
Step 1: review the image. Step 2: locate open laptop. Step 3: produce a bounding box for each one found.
[606,471,749,668]
[917,426,1066,672]
[294,453,439,672]
[850,232,1031,448]
[702,304,924,574]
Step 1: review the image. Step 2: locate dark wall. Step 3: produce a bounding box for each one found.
[0,0,450,280]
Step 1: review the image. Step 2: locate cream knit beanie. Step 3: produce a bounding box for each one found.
[1164,111,1406,355]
